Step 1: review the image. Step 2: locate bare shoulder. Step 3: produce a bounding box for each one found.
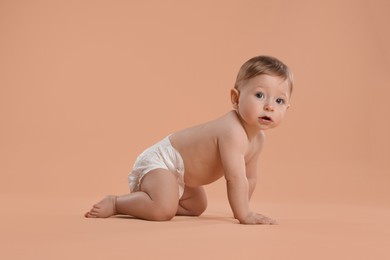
[216,111,248,149]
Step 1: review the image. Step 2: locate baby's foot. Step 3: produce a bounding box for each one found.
[85,196,117,218]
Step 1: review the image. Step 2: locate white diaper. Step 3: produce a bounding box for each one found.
[128,135,185,198]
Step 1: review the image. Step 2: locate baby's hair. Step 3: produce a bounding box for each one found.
[234,55,293,94]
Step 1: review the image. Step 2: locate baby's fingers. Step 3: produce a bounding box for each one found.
[268,218,278,225]
[255,214,278,225]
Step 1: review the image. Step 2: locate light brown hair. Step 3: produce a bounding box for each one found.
[234,55,293,93]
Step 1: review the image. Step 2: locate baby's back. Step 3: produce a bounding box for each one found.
[169,111,239,187]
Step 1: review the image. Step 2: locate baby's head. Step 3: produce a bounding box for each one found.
[234,55,293,94]
[232,56,294,130]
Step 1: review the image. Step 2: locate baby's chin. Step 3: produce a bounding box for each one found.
[259,123,279,130]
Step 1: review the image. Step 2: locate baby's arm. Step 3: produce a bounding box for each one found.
[219,131,275,225]
[219,135,250,222]
[246,161,257,201]
[246,133,264,200]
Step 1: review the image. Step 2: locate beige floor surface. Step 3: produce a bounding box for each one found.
[1,196,389,260]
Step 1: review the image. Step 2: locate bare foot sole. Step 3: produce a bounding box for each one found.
[85,195,117,218]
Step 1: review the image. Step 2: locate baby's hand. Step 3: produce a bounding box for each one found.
[239,212,278,225]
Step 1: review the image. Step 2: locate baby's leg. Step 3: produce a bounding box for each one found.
[176,186,207,216]
[85,169,180,221]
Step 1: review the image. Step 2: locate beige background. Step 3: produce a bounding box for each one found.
[1,0,389,259]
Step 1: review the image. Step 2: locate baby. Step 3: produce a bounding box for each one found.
[85,55,293,225]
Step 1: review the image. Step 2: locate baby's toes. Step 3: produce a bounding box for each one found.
[85,210,97,218]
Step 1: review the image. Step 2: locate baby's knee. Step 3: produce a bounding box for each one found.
[192,199,207,216]
[184,197,207,216]
[150,203,177,221]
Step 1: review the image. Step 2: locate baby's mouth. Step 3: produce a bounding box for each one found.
[260,116,273,122]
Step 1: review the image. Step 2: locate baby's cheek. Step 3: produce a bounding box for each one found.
[244,104,258,117]
[278,112,287,122]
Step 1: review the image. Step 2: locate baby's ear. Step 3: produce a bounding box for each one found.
[230,89,240,109]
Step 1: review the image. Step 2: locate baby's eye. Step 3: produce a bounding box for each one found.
[276,98,285,105]
[255,92,264,99]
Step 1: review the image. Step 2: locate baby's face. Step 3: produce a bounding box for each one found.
[235,74,291,130]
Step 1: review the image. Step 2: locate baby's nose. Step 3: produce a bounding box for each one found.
[264,104,274,112]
